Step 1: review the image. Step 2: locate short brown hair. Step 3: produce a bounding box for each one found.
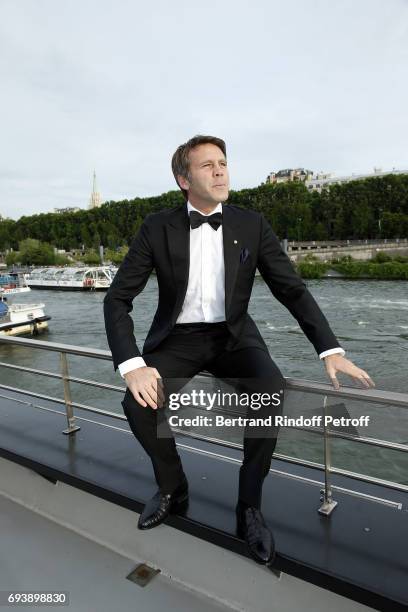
[171,135,227,201]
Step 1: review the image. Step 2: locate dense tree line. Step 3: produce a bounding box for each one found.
[1,174,408,251]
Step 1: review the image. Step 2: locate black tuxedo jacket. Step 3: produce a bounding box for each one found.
[104,202,342,372]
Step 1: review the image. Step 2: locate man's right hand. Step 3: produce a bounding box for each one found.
[124,366,164,409]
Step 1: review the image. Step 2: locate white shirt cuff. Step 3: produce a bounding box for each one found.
[118,357,147,378]
[319,347,345,360]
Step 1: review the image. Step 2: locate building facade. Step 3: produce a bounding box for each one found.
[305,167,407,193]
[54,207,81,214]
[265,168,313,184]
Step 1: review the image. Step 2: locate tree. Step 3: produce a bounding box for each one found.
[18,238,56,265]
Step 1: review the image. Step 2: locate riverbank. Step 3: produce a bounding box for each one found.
[296,253,408,279]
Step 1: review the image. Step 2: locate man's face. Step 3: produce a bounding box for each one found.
[179,143,230,207]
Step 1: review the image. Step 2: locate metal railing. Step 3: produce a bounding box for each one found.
[0,335,407,516]
[286,238,408,247]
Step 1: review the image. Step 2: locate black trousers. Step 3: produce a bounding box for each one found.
[121,322,285,508]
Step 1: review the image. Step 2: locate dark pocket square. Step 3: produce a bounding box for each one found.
[240,247,250,264]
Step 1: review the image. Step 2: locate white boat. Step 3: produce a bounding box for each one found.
[24,266,118,291]
[0,296,50,336]
[0,272,31,295]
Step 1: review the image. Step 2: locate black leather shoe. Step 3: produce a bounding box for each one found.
[236,503,275,565]
[138,479,189,530]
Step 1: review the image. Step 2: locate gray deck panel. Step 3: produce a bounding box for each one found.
[0,495,232,612]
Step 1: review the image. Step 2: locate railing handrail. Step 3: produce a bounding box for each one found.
[0,335,407,407]
[1,333,408,511]
[0,335,111,360]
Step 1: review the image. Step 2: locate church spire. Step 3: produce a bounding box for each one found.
[89,170,101,209]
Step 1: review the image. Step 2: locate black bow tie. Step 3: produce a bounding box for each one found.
[189,211,223,231]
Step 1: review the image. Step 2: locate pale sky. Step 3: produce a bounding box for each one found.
[1,0,407,220]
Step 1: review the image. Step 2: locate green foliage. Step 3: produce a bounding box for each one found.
[372,251,392,263]
[0,219,16,250]
[5,251,20,266]
[80,251,101,265]
[104,245,129,264]
[18,238,56,265]
[332,261,408,279]
[295,251,408,278]
[331,262,367,278]
[392,254,408,263]
[2,173,408,251]
[54,253,71,265]
[296,261,329,278]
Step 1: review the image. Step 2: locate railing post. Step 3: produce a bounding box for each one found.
[60,352,81,435]
[318,395,338,515]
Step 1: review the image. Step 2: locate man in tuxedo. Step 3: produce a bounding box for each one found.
[103,134,375,565]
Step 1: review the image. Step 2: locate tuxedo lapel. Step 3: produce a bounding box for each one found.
[222,203,242,316]
[165,204,190,320]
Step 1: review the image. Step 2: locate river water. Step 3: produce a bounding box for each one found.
[1,277,407,485]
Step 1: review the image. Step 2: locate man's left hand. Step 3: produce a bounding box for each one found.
[323,354,375,390]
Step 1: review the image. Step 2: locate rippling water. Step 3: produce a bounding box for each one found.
[1,278,407,484]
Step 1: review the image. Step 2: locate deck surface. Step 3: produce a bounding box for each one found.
[0,494,233,612]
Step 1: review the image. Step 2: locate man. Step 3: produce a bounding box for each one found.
[103,135,375,565]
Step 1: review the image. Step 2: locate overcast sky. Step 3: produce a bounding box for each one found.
[1,0,407,220]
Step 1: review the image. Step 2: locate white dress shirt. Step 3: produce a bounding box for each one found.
[176,201,225,323]
[118,202,344,377]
